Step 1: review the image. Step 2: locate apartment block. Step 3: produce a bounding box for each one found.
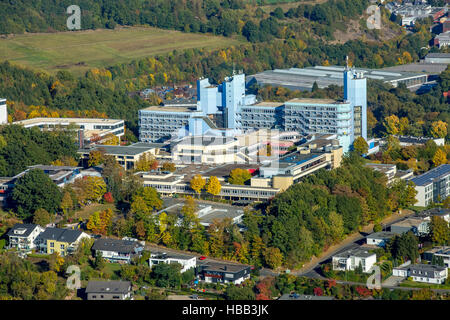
[409,164,450,207]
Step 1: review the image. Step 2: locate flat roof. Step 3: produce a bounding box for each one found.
[391,218,426,228]
[140,105,196,112]
[381,63,448,75]
[410,164,450,186]
[367,231,397,239]
[79,144,157,156]
[334,248,375,259]
[286,98,342,104]
[150,249,196,261]
[248,65,428,90]
[13,117,123,125]
[249,102,285,108]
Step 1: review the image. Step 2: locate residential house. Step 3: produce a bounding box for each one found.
[91,238,144,264]
[37,228,90,257]
[85,281,132,300]
[366,231,397,247]
[196,262,251,285]
[423,247,450,268]
[331,248,377,273]
[148,250,196,273]
[390,218,430,236]
[393,264,448,284]
[6,223,44,251]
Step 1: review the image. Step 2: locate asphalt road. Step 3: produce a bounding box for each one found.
[260,211,416,280]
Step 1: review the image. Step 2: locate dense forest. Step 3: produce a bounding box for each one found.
[0,0,370,43]
[0,125,79,177]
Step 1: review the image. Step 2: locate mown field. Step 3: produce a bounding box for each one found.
[0,26,242,75]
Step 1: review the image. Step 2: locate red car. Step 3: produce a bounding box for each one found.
[199,256,206,260]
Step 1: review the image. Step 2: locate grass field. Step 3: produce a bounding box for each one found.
[0,26,242,76]
[74,202,116,220]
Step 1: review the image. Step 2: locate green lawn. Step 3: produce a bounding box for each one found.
[0,26,242,76]
[103,262,122,278]
[399,279,450,290]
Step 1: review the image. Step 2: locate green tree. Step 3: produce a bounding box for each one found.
[11,169,62,220]
[151,263,182,288]
[133,186,163,211]
[263,247,283,269]
[225,285,255,300]
[429,216,449,245]
[32,208,51,227]
[93,251,106,270]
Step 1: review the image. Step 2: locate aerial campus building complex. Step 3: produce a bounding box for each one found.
[139,63,368,154]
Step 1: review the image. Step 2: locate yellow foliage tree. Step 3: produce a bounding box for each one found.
[432,148,447,167]
[430,120,448,138]
[384,115,400,135]
[190,174,206,197]
[206,176,221,196]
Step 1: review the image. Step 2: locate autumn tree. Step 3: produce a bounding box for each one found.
[352,137,369,155]
[133,186,162,211]
[430,120,448,138]
[86,208,114,235]
[228,168,252,185]
[130,195,151,220]
[161,162,176,172]
[32,208,51,227]
[135,153,158,172]
[190,174,206,197]
[102,133,120,145]
[383,115,400,135]
[72,176,107,205]
[263,247,283,269]
[88,149,105,167]
[205,176,221,197]
[432,148,447,167]
[60,191,74,217]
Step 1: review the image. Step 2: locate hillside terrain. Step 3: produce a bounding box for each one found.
[0,26,241,75]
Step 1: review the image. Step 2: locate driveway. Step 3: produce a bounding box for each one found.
[382,276,405,287]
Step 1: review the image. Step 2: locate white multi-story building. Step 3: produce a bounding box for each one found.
[149,251,196,273]
[0,98,7,124]
[138,67,367,153]
[332,248,377,273]
[393,264,448,284]
[409,164,450,207]
[6,223,45,251]
[13,117,125,146]
[92,238,144,264]
[366,231,397,247]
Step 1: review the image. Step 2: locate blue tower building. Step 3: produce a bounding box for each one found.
[344,57,367,143]
[222,73,245,129]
